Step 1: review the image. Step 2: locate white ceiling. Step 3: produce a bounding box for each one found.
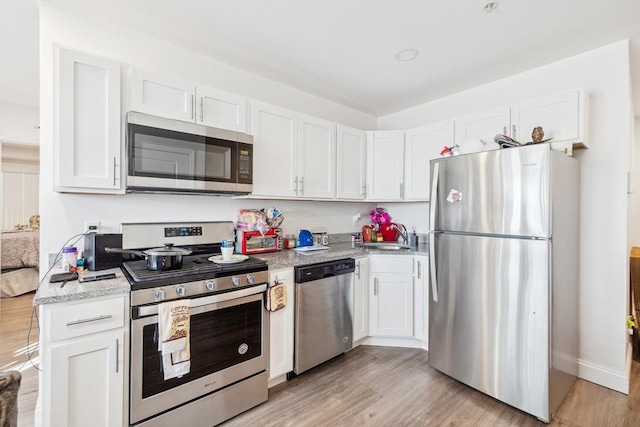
[1,0,639,116]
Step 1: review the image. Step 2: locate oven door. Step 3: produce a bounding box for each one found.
[130,286,269,425]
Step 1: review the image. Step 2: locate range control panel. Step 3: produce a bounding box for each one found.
[164,226,203,238]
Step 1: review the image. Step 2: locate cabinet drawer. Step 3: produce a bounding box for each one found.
[48,296,126,342]
[370,256,414,274]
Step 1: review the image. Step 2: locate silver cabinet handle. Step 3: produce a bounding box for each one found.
[400,183,404,199]
[362,184,366,198]
[374,278,378,296]
[112,157,116,186]
[512,124,516,139]
[293,176,298,195]
[503,126,507,135]
[200,97,204,122]
[115,339,119,373]
[190,94,194,119]
[66,314,112,326]
[299,176,304,195]
[356,261,361,279]
[417,261,421,279]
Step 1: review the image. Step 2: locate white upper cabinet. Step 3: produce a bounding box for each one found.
[130,69,195,123]
[366,131,405,201]
[454,106,511,145]
[336,125,366,200]
[195,85,248,133]
[130,69,248,133]
[251,102,298,197]
[297,114,336,199]
[510,88,588,149]
[404,121,454,201]
[56,47,123,193]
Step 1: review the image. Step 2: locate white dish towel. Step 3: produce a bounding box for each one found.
[158,299,191,380]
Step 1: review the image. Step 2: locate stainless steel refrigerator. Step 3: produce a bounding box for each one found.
[428,144,579,422]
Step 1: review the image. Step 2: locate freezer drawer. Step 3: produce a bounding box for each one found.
[429,232,550,419]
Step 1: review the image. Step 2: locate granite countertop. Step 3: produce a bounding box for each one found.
[33,267,130,306]
[257,242,429,270]
[34,243,428,305]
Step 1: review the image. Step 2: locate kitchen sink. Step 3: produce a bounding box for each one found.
[360,242,413,251]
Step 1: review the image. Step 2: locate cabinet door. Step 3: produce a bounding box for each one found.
[49,329,124,427]
[130,68,195,122]
[336,125,366,200]
[251,102,298,197]
[404,121,454,201]
[297,114,336,199]
[369,274,414,337]
[57,48,122,192]
[414,256,429,346]
[366,131,405,200]
[353,257,369,342]
[511,89,585,150]
[268,268,295,380]
[196,85,248,133]
[454,106,510,145]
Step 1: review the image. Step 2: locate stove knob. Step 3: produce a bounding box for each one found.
[155,289,166,300]
[176,285,186,296]
[247,275,255,284]
[232,277,241,286]
[205,281,215,291]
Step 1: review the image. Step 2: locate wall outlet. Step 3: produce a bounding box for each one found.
[85,221,100,233]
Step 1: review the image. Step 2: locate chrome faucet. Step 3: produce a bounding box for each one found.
[391,223,408,244]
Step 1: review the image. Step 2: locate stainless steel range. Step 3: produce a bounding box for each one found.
[123,221,269,427]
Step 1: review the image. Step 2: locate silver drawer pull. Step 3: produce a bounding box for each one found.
[66,314,112,326]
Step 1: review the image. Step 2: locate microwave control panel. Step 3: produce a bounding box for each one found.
[238,143,253,184]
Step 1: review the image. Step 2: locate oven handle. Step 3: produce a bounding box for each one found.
[135,284,268,318]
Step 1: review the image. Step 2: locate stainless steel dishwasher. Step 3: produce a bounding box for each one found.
[293,258,355,375]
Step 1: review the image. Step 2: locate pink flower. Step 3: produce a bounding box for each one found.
[369,207,391,225]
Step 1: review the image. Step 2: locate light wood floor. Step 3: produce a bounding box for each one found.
[225,346,640,426]
[2,293,639,427]
[0,292,39,427]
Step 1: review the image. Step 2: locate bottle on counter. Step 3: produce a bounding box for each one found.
[284,234,297,249]
[62,246,77,272]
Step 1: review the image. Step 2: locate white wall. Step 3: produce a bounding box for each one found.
[39,3,376,267]
[0,102,39,146]
[380,40,633,393]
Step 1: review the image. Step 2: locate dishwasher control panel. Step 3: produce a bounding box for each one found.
[294,258,355,283]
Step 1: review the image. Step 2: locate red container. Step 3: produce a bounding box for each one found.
[379,223,399,242]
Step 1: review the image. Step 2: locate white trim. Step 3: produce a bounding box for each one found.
[578,357,629,394]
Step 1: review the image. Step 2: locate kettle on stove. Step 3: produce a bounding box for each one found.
[298,229,314,247]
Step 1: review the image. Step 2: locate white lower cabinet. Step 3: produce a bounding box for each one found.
[352,257,369,343]
[368,256,414,338]
[39,294,128,427]
[268,268,295,384]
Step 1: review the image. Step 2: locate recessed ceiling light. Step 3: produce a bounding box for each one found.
[484,2,498,13]
[395,48,419,62]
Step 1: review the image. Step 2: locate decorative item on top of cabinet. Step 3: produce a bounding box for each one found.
[129,68,248,133]
[55,46,123,194]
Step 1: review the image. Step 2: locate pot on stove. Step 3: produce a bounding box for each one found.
[105,243,192,271]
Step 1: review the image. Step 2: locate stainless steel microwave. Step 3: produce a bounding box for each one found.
[126,112,253,195]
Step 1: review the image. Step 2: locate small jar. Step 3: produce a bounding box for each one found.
[284,234,297,249]
[62,247,78,272]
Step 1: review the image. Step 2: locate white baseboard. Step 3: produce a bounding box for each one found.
[578,358,629,394]
[267,374,287,389]
[360,336,423,348]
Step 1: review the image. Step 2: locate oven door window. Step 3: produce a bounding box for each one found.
[141,299,263,399]
[128,124,237,182]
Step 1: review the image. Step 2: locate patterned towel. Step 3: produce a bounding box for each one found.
[158,299,191,380]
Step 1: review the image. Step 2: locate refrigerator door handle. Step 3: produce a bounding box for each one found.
[429,162,439,231]
[429,233,438,302]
